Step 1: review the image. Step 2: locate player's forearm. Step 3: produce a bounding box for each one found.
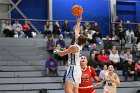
[74,23,81,37]
[99,78,105,84]
[56,48,70,57]
[94,76,100,82]
[112,79,120,85]
[56,51,65,57]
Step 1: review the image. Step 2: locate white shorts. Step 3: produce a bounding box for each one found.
[65,65,82,85]
[104,87,116,93]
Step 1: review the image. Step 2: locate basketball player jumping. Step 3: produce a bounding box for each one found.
[95,65,120,93]
[55,16,88,93]
[79,56,99,93]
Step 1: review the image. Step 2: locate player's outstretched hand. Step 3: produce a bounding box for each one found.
[95,83,102,87]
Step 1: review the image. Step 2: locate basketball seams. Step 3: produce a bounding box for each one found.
[72,5,83,16]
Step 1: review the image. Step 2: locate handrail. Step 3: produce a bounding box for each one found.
[0,18,94,23]
[111,22,140,25]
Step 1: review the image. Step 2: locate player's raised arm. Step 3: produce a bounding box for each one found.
[74,16,82,38]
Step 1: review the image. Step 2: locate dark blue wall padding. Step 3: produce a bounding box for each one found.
[11,0,48,32]
[52,0,110,36]
[117,0,140,29]
[136,2,140,23]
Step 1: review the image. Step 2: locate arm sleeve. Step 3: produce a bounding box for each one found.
[109,54,113,61]
[98,54,101,62]
[54,59,58,69]
[45,60,49,68]
[20,24,23,30]
[90,66,99,82]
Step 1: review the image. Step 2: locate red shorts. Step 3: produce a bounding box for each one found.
[79,87,96,93]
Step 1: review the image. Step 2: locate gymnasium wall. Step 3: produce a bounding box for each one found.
[116,0,140,29]
[52,0,110,37]
[10,0,140,35]
[11,0,48,32]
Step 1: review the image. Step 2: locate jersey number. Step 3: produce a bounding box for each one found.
[108,83,113,86]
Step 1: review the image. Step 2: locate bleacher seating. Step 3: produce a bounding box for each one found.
[0,37,140,93]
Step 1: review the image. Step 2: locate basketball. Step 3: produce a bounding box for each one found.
[72,5,83,16]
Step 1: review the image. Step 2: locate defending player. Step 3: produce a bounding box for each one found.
[79,56,99,93]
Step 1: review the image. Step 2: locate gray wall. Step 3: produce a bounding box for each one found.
[0,0,10,19]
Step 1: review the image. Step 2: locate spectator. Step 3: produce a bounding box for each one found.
[119,50,125,63]
[90,43,99,60]
[56,34,66,48]
[103,35,112,54]
[90,22,102,44]
[13,20,24,38]
[22,20,32,38]
[99,64,108,80]
[46,36,55,54]
[125,28,136,44]
[2,20,14,37]
[123,59,137,81]
[92,31,102,44]
[124,48,133,62]
[98,49,110,68]
[89,22,100,32]
[87,30,95,44]
[82,42,90,51]
[109,48,121,70]
[53,21,60,38]
[43,21,52,38]
[45,54,58,76]
[114,16,121,36]
[88,53,98,68]
[110,45,118,54]
[87,30,95,40]
[138,42,140,53]
[134,26,140,44]
[83,22,91,34]
[117,22,125,44]
[135,59,140,80]
[61,20,71,38]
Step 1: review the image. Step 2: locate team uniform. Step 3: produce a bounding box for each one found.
[79,66,97,93]
[65,43,82,86]
[104,72,118,93]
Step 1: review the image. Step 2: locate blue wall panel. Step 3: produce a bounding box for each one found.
[10,0,140,34]
[11,0,48,32]
[116,0,140,29]
[52,0,110,37]
[136,2,140,23]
